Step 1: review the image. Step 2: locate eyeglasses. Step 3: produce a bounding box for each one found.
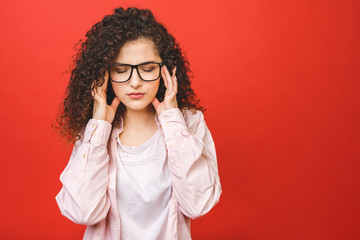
[108,61,164,83]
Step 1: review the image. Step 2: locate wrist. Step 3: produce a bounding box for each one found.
[93,103,106,121]
[165,99,178,110]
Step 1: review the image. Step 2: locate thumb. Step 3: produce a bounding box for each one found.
[110,97,121,112]
[151,97,160,110]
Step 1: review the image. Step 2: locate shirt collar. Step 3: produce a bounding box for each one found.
[111,113,160,139]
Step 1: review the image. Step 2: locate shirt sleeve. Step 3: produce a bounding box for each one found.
[55,119,112,225]
[158,108,222,219]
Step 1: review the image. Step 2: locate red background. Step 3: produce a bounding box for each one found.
[0,0,359,239]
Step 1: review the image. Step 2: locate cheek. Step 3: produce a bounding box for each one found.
[111,83,126,98]
[150,82,160,95]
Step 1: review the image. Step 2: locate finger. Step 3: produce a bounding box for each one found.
[170,66,177,96]
[161,66,168,89]
[166,76,177,99]
[110,97,121,112]
[102,71,109,86]
[151,97,160,109]
[172,76,178,95]
[100,71,109,91]
[93,71,109,101]
[97,71,109,98]
[171,67,177,94]
[163,66,173,95]
[92,81,103,100]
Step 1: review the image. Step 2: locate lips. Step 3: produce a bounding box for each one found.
[128,92,145,99]
[128,92,145,96]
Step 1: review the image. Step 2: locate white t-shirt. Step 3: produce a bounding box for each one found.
[116,128,172,240]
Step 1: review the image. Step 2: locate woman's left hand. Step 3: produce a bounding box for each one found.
[151,65,178,115]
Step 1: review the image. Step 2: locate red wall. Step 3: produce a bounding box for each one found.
[0,0,359,239]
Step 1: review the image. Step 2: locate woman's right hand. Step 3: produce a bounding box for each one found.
[92,71,121,123]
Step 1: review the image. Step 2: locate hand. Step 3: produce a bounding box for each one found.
[92,71,121,123]
[151,65,178,115]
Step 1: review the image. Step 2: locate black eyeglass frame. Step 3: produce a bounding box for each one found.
[108,61,164,83]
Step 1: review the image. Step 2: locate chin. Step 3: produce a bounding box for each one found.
[123,101,153,112]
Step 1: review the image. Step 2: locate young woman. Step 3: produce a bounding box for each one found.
[55,7,222,240]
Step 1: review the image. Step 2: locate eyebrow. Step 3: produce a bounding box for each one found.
[113,60,162,65]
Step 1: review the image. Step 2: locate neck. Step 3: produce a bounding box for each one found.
[123,104,157,131]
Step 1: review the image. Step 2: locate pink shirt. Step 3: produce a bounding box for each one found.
[55,108,222,240]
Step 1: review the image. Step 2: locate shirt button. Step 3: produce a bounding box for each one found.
[83,153,86,158]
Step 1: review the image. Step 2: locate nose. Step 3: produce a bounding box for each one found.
[129,68,143,88]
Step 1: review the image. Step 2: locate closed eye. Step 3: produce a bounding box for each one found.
[113,67,130,74]
[141,68,155,72]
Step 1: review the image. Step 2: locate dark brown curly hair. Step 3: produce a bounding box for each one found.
[55,7,205,143]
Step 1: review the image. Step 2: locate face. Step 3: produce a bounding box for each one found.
[110,38,161,112]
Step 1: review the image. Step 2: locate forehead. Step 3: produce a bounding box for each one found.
[114,38,161,64]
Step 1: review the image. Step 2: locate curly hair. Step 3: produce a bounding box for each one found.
[55,7,205,143]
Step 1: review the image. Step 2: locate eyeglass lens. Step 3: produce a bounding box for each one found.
[110,63,161,82]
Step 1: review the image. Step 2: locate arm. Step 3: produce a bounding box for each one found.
[55,119,112,225]
[159,108,222,219]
